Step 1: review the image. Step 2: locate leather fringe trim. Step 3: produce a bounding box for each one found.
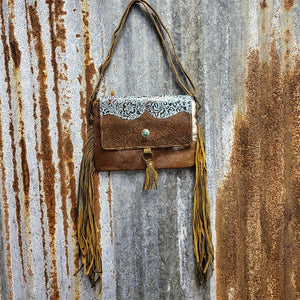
[193,124,214,282]
[77,124,102,288]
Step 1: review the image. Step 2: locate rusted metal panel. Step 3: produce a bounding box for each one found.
[2,0,298,299]
[203,0,299,299]
[0,0,208,299]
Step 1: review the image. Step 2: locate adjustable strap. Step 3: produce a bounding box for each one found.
[89,0,197,119]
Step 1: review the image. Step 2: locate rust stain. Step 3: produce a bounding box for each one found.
[0,104,13,297]
[8,20,21,68]
[80,1,97,144]
[27,263,34,277]
[73,251,80,295]
[46,0,76,282]
[13,86,27,283]
[9,10,31,223]
[28,4,58,296]
[58,72,68,81]
[77,74,82,85]
[10,121,27,283]
[0,19,13,292]
[282,33,299,300]
[33,91,50,293]
[216,41,300,299]
[260,0,267,9]
[64,129,77,237]
[284,0,294,11]
[284,29,291,66]
[62,106,71,122]
[79,90,86,146]
[1,0,28,284]
[47,0,67,53]
[24,1,50,293]
[19,136,30,210]
[16,91,31,239]
[107,172,113,244]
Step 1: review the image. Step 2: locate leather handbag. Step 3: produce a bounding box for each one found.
[77,0,213,289]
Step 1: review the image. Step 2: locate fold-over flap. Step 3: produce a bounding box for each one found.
[99,95,195,150]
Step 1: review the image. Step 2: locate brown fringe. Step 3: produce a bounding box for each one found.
[77,122,213,287]
[193,124,214,282]
[77,123,102,288]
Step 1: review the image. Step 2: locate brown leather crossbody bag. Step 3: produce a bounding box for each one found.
[77,0,213,289]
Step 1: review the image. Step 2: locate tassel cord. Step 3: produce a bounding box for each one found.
[193,124,214,282]
[77,124,102,287]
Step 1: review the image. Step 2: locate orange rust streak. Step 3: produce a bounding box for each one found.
[8,18,31,220]
[80,1,97,145]
[282,31,300,298]
[28,4,58,297]
[289,60,300,300]
[0,104,13,296]
[62,109,77,246]
[33,91,50,293]
[8,20,21,68]
[64,131,78,237]
[1,1,27,284]
[216,42,300,299]
[0,6,13,289]
[62,106,71,122]
[19,135,30,211]
[79,90,86,147]
[284,0,294,11]
[46,0,72,283]
[24,1,50,293]
[259,0,267,9]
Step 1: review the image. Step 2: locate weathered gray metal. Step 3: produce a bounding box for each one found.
[1,0,299,299]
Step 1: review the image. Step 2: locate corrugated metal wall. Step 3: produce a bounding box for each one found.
[204,0,299,299]
[0,0,299,300]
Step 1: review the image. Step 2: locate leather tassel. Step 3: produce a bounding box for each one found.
[77,123,102,288]
[193,124,214,282]
[143,148,158,190]
[143,160,159,190]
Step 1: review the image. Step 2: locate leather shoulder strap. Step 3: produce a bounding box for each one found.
[89,0,197,119]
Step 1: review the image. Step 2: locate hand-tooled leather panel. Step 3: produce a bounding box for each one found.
[100,111,192,150]
[99,95,192,119]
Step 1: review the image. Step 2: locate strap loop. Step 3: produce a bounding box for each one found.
[89,0,197,119]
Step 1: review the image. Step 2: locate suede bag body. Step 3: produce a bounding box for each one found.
[93,98,197,171]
